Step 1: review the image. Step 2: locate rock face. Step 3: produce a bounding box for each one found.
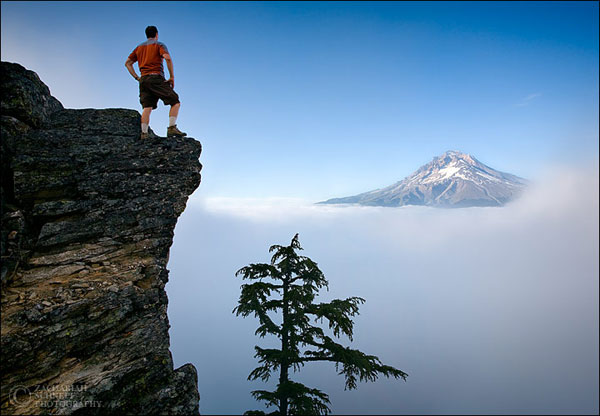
[1,62,202,415]
[320,150,527,208]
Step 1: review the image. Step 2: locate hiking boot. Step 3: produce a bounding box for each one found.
[140,129,158,140]
[167,124,187,137]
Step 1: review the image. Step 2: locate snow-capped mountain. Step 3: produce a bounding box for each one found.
[320,150,527,207]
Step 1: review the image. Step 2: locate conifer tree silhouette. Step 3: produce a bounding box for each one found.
[234,234,407,415]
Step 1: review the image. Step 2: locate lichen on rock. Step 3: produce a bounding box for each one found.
[1,61,202,415]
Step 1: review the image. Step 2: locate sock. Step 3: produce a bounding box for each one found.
[169,116,177,127]
[141,123,149,133]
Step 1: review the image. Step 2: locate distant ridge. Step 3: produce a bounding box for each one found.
[319,150,527,208]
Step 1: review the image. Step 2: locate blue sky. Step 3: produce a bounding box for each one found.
[1,1,598,201]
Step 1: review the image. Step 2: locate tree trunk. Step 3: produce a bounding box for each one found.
[279,277,290,416]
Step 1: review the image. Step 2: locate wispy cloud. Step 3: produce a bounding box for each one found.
[516,92,542,107]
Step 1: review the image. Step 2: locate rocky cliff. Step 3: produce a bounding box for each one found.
[1,61,202,415]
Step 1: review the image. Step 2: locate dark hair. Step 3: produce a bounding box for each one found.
[145,26,158,39]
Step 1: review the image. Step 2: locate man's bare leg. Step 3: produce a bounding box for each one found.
[169,103,180,119]
[167,103,186,137]
[141,107,152,133]
[168,103,180,127]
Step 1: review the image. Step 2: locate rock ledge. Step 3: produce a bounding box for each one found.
[1,61,202,415]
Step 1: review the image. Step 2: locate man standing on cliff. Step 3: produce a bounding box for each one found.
[125,26,186,139]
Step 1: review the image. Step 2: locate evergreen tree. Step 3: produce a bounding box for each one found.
[234,234,408,415]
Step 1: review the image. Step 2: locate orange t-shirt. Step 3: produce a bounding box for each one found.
[128,39,169,77]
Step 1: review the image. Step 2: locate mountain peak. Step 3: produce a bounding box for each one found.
[436,150,476,164]
[441,149,469,157]
[320,150,527,208]
[420,150,476,170]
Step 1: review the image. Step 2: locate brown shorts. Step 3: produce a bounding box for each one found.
[139,74,180,109]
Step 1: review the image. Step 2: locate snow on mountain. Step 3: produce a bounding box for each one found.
[320,150,527,208]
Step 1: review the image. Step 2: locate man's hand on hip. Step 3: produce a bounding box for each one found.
[165,78,174,88]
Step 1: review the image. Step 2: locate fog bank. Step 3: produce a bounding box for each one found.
[166,164,599,414]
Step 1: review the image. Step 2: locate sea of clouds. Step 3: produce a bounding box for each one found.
[166,163,599,415]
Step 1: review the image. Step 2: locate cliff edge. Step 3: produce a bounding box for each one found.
[1,61,202,415]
